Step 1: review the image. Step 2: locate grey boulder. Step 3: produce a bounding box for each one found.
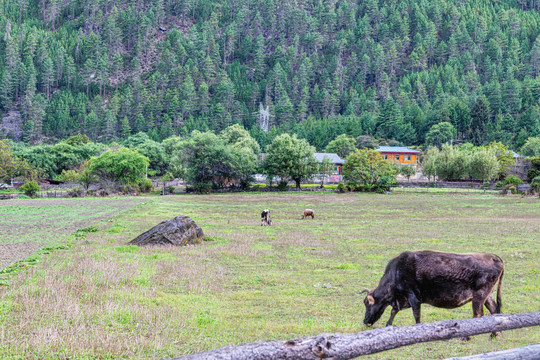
[129,215,204,246]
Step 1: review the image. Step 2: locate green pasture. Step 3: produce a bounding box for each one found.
[0,192,538,359]
[0,197,145,271]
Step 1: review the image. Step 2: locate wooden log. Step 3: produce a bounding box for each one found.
[166,312,540,360]
[445,344,540,360]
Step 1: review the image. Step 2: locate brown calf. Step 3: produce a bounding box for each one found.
[301,209,314,219]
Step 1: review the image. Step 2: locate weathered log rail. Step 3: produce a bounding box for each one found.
[166,311,540,360]
[445,343,540,360]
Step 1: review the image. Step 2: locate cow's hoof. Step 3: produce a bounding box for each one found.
[460,336,472,341]
[490,332,500,339]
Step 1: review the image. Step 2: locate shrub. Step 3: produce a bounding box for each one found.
[122,184,140,195]
[530,176,540,197]
[194,182,211,194]
[527,169,540,184]
[483,181,491,189]
[337,182,347,193]
[167,185,175,194]
[277,181,288,191]
[68,186,84,197]
[20,181,40,198]
[495,181,503,189]
[87,147,149,186]
[502,184,517,195]
[60,169,81,183]
[140,179,153,193]
[504,175,524,186]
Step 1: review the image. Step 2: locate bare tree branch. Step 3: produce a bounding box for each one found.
[166,312,540,360]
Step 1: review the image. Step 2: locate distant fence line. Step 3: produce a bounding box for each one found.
[394,181,530,191]
[1,180,532,200]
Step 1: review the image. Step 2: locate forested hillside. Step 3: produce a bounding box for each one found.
[0,0,539,150]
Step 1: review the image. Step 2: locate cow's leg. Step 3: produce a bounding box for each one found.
[461,292,487,341]
[407,293,421,324]
[386,308,399,326]
[484,296,501,338]
[472,296,485,318]
[484,297,498,314]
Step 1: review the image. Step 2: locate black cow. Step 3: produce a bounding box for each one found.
[261,209,272,226]
[361,250,504,336]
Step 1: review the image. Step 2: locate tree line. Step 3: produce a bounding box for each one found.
[0,0,538,151]
[3,125,538,195]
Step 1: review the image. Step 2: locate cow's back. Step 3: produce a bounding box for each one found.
[408,250,503,308]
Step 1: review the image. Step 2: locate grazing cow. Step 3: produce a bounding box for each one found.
[261,209,272,226]
[361,250,504,337]
[301,209,314,219]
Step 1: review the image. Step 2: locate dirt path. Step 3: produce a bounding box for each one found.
[0,197,147,269]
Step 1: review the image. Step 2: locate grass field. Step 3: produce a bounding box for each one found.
[0,197,146,270]
[0,192,539,359]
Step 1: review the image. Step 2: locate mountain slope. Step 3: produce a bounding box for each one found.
[0,0,539,150]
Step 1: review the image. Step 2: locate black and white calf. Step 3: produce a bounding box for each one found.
[261,209,272,226]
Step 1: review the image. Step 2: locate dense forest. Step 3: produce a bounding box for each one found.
[0,0,539,151]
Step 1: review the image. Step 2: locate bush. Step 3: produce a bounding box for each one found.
[122,184,140,195]
[495,181,503,189]
[68,186,84,197]
[60,169,81,183]
[483,181,491,189]
[20,181,40,198]
[530,176,540,196]
[167,185,175,194]
[277,181,288,191]
[502,184,517,195]
[504,175,523,186]
[140,179,153,193]
[193,182,211,194]
[527,169,540,183]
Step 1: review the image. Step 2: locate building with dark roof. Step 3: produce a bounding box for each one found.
[313,153,345,174]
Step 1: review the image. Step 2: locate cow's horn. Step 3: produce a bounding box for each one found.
[358,288,370,295]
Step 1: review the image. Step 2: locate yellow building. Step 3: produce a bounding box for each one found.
[375,146,421,165]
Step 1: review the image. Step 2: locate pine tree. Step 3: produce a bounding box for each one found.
[470,96,491,146]
[0,71,13,110]
[41,56,54,98]
[160,114,174,140]
[198,82,210,114]
[103,111,117,141]
[120,116,131,139]
[135,114,146,133]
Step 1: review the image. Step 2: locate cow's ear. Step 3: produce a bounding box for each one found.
[367,295,375,305]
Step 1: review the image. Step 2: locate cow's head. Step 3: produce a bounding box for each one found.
[360,288,389,326]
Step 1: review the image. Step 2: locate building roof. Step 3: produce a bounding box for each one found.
[512,151,523,159]
[313,152,345,164]
[375,146,421,154]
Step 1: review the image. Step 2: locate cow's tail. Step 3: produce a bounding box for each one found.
[495,267,504,314]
